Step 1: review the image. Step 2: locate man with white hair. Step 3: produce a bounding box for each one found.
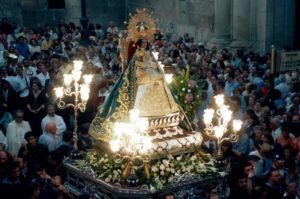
[270,117,282,140]
[38,122,61,151]
[41,104,66,138]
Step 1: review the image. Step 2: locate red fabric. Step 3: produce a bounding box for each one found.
[127,40,137,62]
[261,87,269,95]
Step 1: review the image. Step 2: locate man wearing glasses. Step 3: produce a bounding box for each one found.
[6,109,31,156]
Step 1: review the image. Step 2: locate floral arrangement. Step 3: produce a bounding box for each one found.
[75,151,219,191]
[169,68,202,122]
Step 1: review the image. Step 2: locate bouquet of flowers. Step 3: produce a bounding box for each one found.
[76,151,219,191]
[169,68,202,122]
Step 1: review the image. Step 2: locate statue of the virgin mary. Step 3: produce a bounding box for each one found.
[90,10,198,155]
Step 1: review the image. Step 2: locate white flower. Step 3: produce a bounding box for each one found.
[187,89,191,92]
[188,84,191,87]
[104,177,111,182]
[190,155,197,162]
[180,80,184,83]
[159,164,165,171]
[182,88,186,91]
[170,168,175,173]
[150,184,156,191]
[176,170,181,175]
[162,160,169,167]
[166,168,171,172]
[176,156,182,161]
[151,166,159,172]
[113,170,118,175]
[160,171,165,176]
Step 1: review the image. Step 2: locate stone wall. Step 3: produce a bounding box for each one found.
[127,0,214,43]
[0,0,22,25]
[86,0,125,29]
[22,0,125,29]
[22,0,72,27]
[16,0,298,53]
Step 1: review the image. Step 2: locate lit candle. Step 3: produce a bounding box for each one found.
[233,120,243,131]
[55,87,64,98]
[80,84,90,101]
[73,60,83,71]
[214,126,225,138]
[214,94,224,106]
[83,74,93,84]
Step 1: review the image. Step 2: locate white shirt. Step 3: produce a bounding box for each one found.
[6,120,31,156]
[4,76,19,91]
[38,132,61,152]
[275,82,290,99]
[36,72,50,88]
[24,66,37,78]
[15,74,30,97]
[28,45,41,55]
[272,127,282,140]
[41,114,66,136]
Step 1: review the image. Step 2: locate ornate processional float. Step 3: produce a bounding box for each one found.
[62,9,242,198]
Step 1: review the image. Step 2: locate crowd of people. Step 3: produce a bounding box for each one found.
[0,15,299,199]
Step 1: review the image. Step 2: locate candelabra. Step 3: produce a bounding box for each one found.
[55,60,93,157]
[109,109,152,186]
[203,94,243,157]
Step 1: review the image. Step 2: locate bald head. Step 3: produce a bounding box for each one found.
[45,122,57,135]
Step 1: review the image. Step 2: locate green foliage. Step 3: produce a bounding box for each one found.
[169,68,203,121]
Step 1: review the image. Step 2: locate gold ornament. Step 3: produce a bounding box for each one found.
[127,9,156,42]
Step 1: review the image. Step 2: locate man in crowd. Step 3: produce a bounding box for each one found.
[6,109,31,156]
[41,104,66,140]
[38,122,61,152]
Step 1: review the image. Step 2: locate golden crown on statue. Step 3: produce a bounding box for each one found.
[127,8,156,42]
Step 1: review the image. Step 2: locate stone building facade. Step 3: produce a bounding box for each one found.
[1,0,297,53]
[0,0,22,25]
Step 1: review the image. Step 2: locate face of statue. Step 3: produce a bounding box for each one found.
[141,39,148,49]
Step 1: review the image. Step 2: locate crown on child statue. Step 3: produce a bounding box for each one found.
[127,9,156,42]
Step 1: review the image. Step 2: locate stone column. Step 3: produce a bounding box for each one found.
[230,0,250,49]
[209,0,231,48]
